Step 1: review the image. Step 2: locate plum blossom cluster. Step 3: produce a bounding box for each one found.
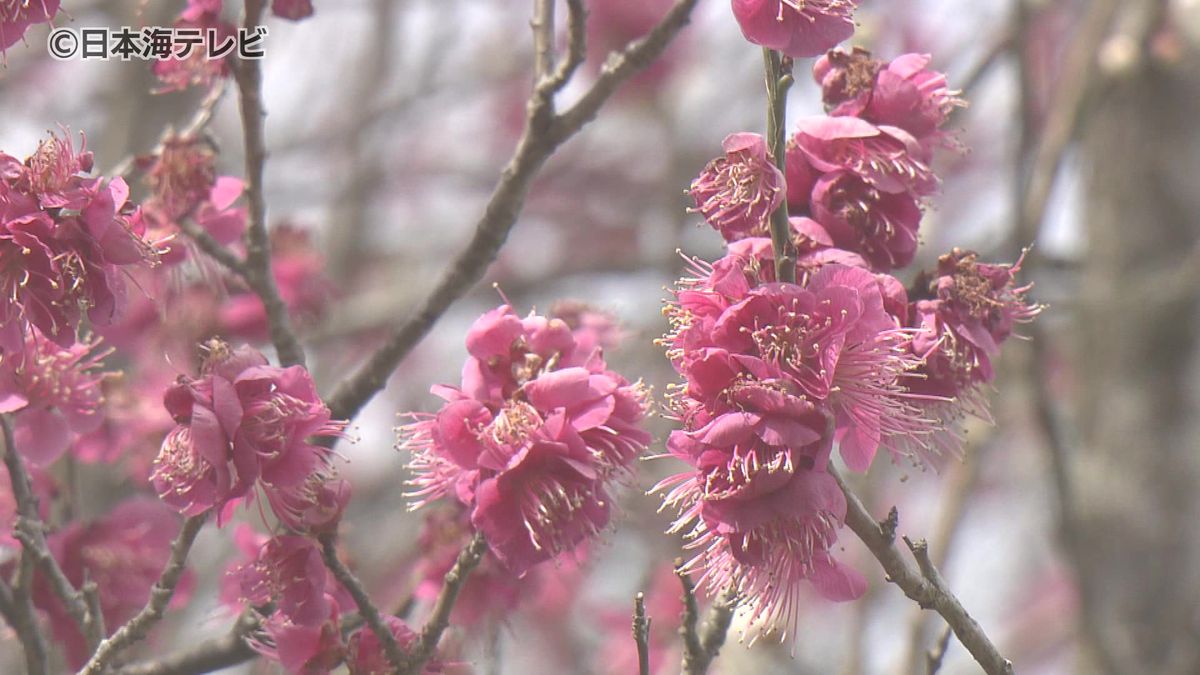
[0,132,159,352]
[667,44,1039,637]
[151,340,348,531]
[399,303,651,576]
[225,532,446,674]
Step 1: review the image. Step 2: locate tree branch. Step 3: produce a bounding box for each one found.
[7,551,48,675]
[0,415,102,654]
[763,48,795,283]
[318,534,403,670]
[80,514,209,675]
[677,562,737,675]
[232,0,306,369]
[401,532,488,675]
[115,609,260,675]
[325,0,702,422]
[633,592,651,675]
[830,466,1014,675]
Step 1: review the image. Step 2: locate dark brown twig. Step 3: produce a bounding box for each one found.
[318,534,403,670]
[232,0,306,369]
[677,563,737,675]
[80,514,209,675]
[633,592,652,675]
[401,532,489,675]
[8,551,48,675]
[831,467,1014,675]
[325,0,702,422]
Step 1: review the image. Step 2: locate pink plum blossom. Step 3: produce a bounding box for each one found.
[730,0,858,58]
[151,341,347,525]
[0,0,59,55]
[690,133,786,242]
[400,304,651,576]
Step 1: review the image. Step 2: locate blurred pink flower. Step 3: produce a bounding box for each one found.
[35,498,193,668]
[272,0,314,21]
[234,534,332,626]
[0,328,110,466]
[730,0,857,58]
[0,0,59,54]
[690,132,785,242]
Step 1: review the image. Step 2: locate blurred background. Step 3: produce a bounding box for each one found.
[3,0,1200,672]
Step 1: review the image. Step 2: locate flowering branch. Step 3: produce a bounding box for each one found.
[633,592,651,675]
[232,0,306,369]
[763,48,796,283]
[830,467,1014,675]
[317,534,404,670]
[325,0,701,422]
[401,531,489,675]
[79,513,209,675]
[0,415,103,654]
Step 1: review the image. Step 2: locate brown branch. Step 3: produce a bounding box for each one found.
[115,609,261,675]
[532,0,556,81]
[318,534,403,670]
[677,562,737,675]
[546,0,587,93]
[7,551,48,675]
[232,0,306,369]
[80,514,209,675]
[633,592,651,675]
[0,415,102,654]
[763,48,796,283]
[325,0,701,422]
[831,466,1014,675]
[401,532,488,675]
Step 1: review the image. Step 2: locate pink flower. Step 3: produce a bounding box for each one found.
[0,0,59,54]
[809,169,922,271]
[791,115,937,195]
[0,329,110,466]
[250,597,346,673]
[815,49,965,143]
[272,0,314,20]
[400,304,651,576]
[346,617,441,675]
[33,498,193,668]
[0,133,159,350]
[151,341,347,525]
[234,535,332,626]
[730,0,857,58]
[689,133,786,242]
[153,3,234,92]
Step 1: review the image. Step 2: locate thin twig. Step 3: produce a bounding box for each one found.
[8,551,48,675]
[401,532,489,675]
[532,0,556,81]
[831,466,1014,675]
[926,624,954,675]
[176,219,249,277]
[232,0,306,369]
[115,609,261,675]
[677,562,737,675]
[633,592,652,675]
[325,0,702,422]
[763,48,795,283]
[1,415,102,653]
[80,514,209,675]
[83,577,107,645]
[318,534,403,670]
